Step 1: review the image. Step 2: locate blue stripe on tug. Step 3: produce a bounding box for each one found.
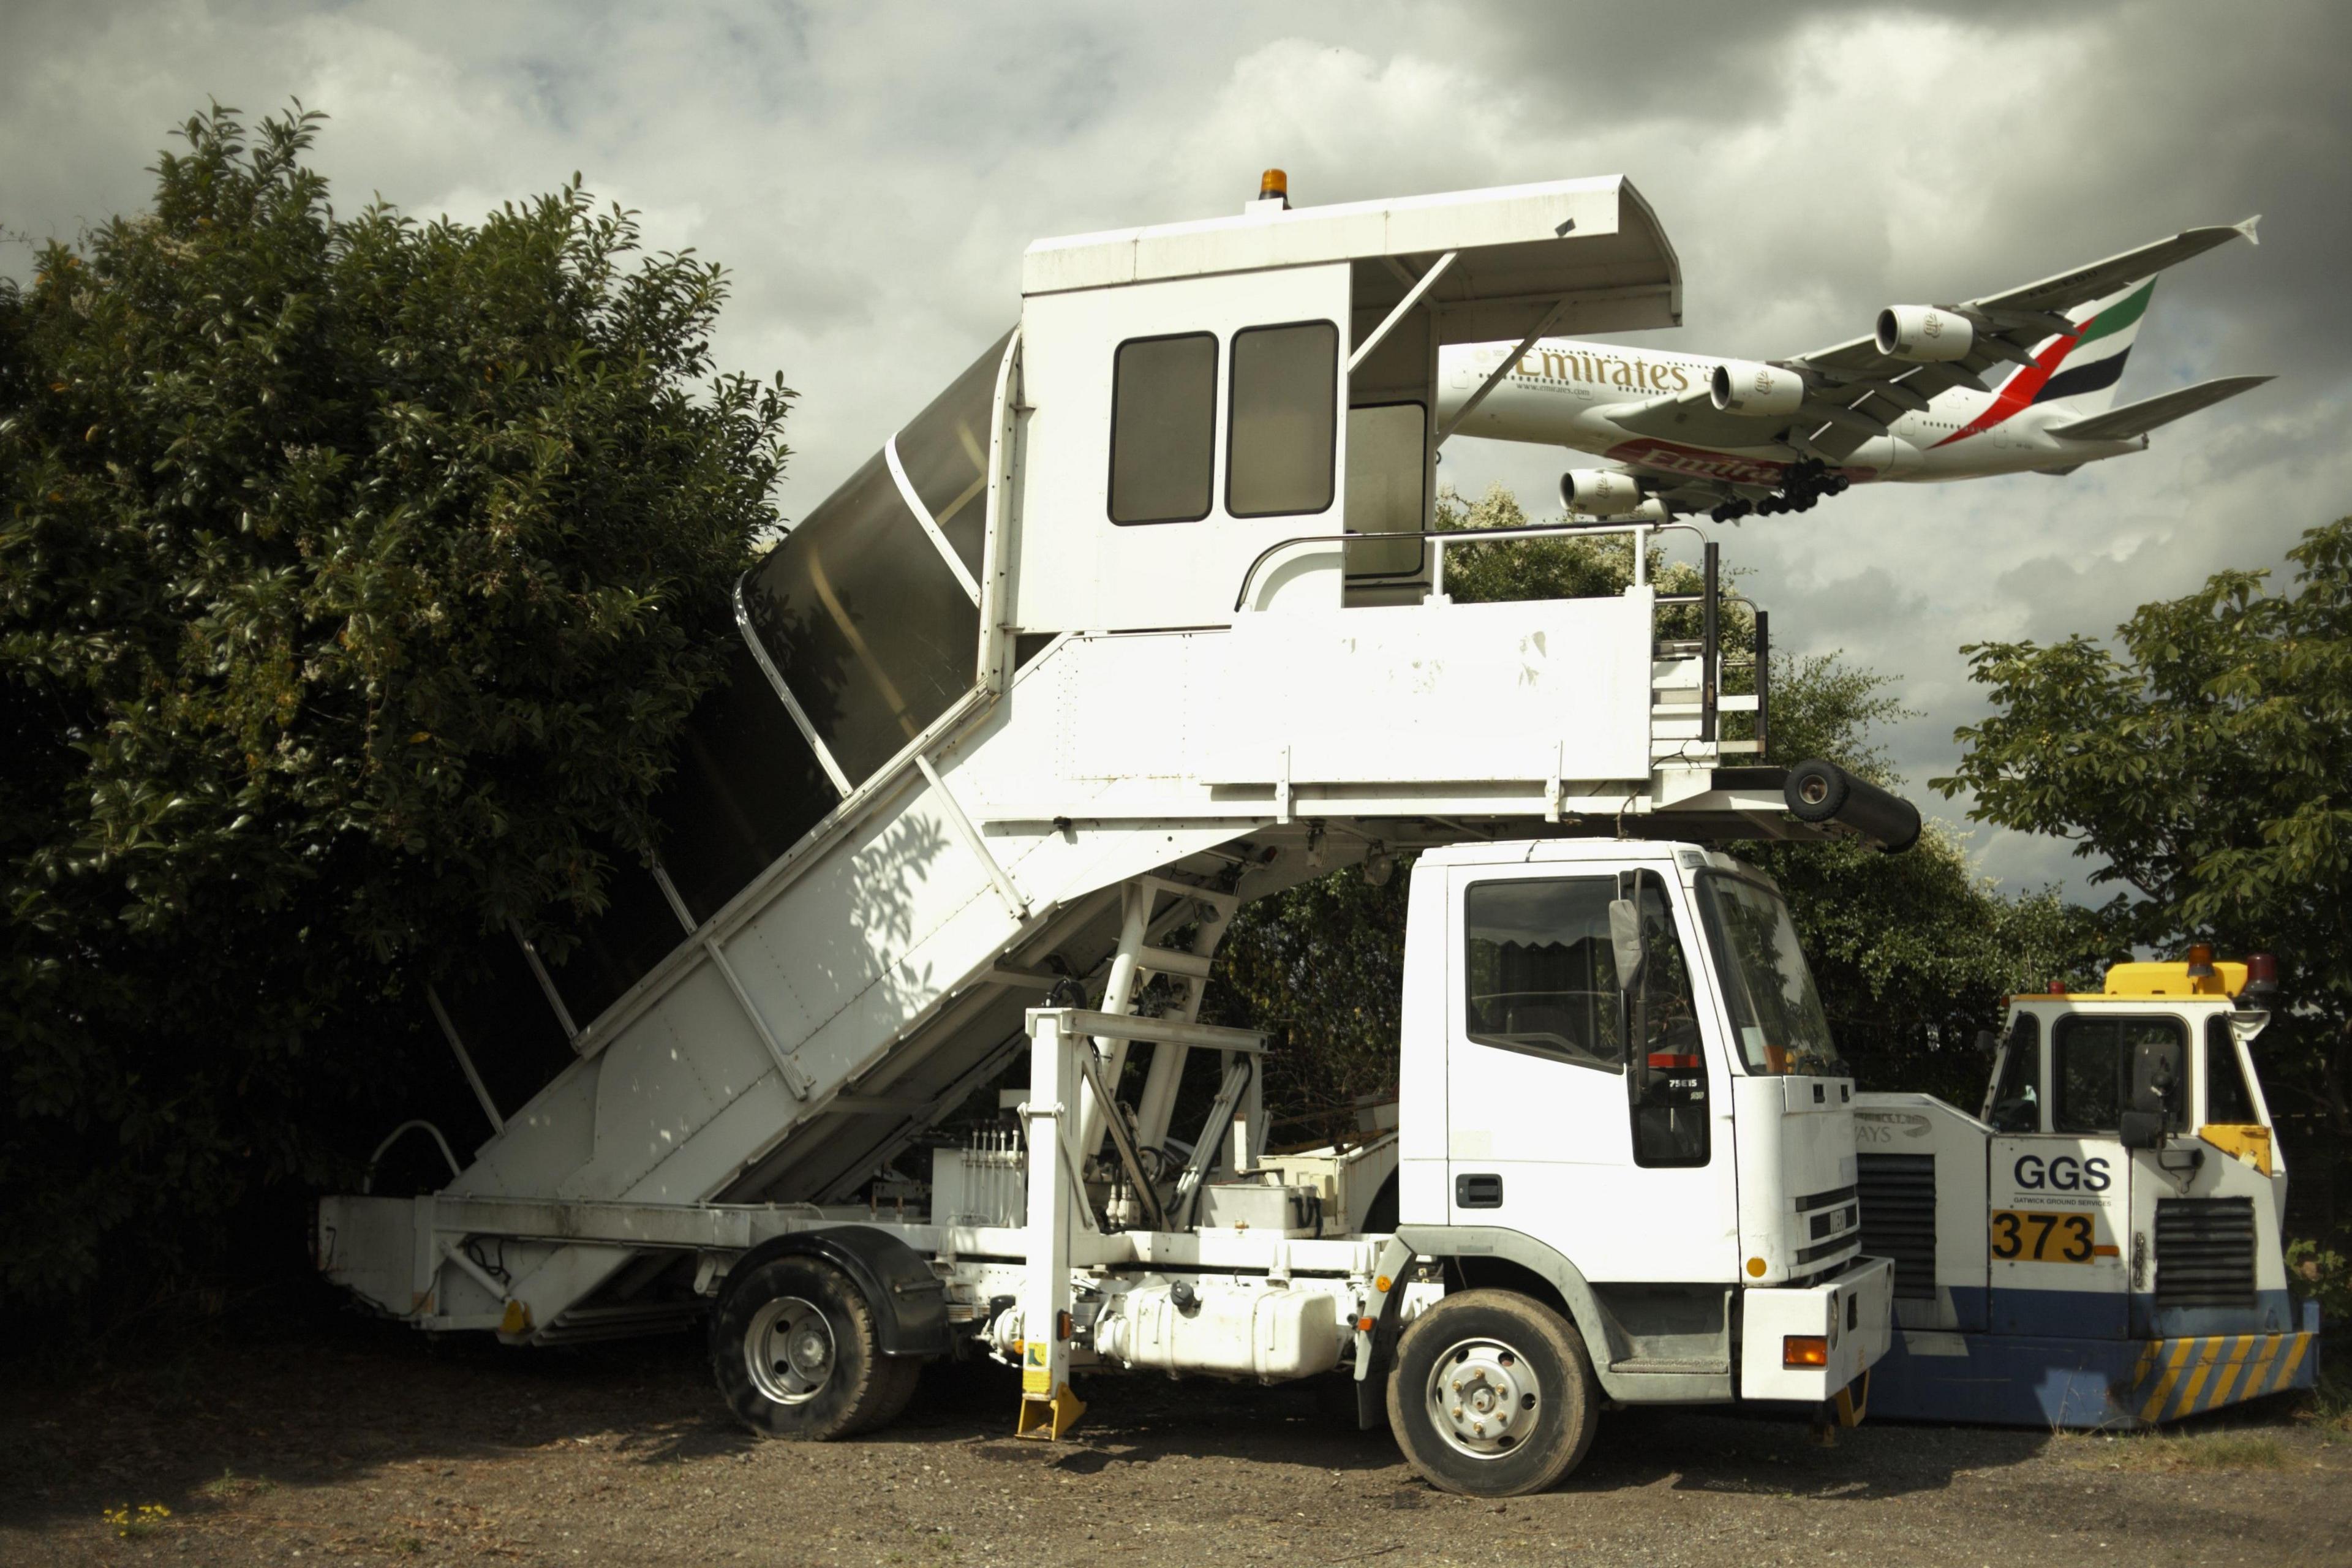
[1869,1302,2321,1428]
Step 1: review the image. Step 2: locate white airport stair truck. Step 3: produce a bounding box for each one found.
[1856,952,2320,1428]
[318,173,1905,1496]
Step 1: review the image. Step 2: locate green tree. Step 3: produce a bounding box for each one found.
[1940,516,2352,1217]
[0,105,790,1319]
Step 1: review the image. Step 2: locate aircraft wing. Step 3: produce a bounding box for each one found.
[1600,393,1771,451]
[1779,217,2262,459]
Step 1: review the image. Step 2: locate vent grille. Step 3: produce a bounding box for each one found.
[1857,1153,1937,1302]
[2155,1197,2256,1308]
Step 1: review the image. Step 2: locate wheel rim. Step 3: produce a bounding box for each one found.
[745,1295,835,1405]
[1425,1336,1541,1460]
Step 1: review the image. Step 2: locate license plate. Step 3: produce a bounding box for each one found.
[1989,1208,2103,1264]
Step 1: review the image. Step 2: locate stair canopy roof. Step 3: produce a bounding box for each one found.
[1021,175,1682,341]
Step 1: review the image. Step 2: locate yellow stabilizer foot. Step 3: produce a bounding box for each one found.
[1834,1369,1871,1428]
[1016,1384,1087,1441]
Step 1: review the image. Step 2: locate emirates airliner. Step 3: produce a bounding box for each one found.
[1438,219,2267,521]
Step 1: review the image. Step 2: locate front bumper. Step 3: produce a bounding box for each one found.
[1738,1254,1894,1403]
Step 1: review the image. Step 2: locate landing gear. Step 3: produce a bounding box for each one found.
[1711,458,1851,522]
[710,1255,921,1439]
[1385,1289,1599,1497]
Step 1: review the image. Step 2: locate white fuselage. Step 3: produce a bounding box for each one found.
[1438,339,2145,489]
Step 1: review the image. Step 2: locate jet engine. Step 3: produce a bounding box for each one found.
[1709,361,1805,417]
[1874,304,1973,363]
[1559,469,1648,514]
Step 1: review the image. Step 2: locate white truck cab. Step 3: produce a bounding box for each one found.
[1361,840,1890,1488]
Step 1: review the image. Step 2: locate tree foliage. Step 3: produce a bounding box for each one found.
[0,105,790,1317]
[1940,517,2352,1200]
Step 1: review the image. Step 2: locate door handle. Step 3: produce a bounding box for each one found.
[1455,1173,1504,1208]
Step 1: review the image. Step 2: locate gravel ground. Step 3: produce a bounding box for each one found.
[4,1325,2344,1567]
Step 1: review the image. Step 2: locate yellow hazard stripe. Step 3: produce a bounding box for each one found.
[2267,1333,2310,1395]
[2234,1336,2284,1404]
[2139,1337,2197,1424]
[2210,1335,2263,1412]
[2172,1337,2227,1419]
[2133,1332,2313,1421]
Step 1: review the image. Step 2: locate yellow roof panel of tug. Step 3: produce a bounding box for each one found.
[2101,960,2246,998]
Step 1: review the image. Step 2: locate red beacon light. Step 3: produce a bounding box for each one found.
[2241,950,2283,1009]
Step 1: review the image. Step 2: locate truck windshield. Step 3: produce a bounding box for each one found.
[1694,872,1838,1075]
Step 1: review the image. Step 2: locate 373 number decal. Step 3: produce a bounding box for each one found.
[1989,1209,2097,1264]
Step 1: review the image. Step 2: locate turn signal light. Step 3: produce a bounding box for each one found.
[1357,1316,1377,1333]
[1783,1335,1828,1368]
[1374,1275,1393,1293]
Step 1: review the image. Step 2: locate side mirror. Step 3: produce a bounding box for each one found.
[2119,1109,2167,1151]
[1608,898,1646,992]
[1973,1028,1999,1058]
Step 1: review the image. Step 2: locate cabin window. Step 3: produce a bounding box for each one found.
[1463,876,1624,1072]
[1227,321,1338,518]
[2052,1014,2188,1134]
[1344,402,1427,578]
[1109,332,1218,524]
[2204,1016,2259,1125]
[1626,868,1709,1169]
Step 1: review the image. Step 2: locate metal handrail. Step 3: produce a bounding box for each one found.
[1231,519,1702,612]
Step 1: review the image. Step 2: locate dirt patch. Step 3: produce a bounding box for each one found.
[4,1325,2345,1566]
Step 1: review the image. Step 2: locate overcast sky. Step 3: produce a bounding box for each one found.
[7,0,2348,901]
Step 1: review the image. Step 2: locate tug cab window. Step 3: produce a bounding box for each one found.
[1109,333,1218,524]
[1987,1013,2042,1133]
[2204,1016,2259,1125]
[1227,321,1338,518]
[2053,1014,2188,1135]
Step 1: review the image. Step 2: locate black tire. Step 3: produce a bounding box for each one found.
[1784,759,1850,823]
[709,1255,913,1440]
[1385,1288,1599,1497]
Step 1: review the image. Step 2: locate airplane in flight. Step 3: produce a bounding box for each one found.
[1435,218,2269,521]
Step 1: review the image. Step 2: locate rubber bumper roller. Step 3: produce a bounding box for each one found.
[1782,759,1921,853]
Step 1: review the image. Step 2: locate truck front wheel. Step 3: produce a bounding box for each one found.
[710,1255,919,1439]
[1385,1288,1598,1496]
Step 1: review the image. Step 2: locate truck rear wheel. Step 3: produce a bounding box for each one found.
[1385,1288,1598,1497]
[710,1255,918,1439]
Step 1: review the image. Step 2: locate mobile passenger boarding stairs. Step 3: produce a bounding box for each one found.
[318,176,1915,1363]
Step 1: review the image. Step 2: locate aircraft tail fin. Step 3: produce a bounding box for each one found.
[2047,375,2273,442]
[2018,276,2159,418]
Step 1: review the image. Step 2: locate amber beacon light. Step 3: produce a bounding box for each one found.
[1257,168,1289,206]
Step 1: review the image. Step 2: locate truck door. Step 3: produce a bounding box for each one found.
[1985,1013,2182,1339]
[1446,867,1734,1281]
